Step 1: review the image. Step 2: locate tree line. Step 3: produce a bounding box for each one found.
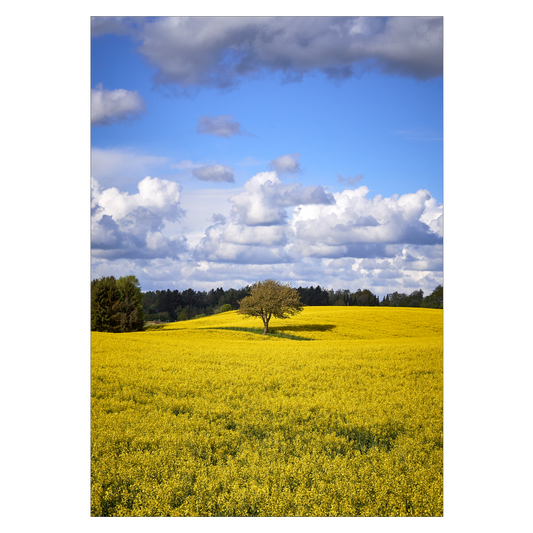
[92,275,443,332]
[141,284,443,322]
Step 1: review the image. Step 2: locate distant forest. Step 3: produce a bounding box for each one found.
[143,284,443,322]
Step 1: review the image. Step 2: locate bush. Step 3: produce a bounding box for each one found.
[220,303,232,313]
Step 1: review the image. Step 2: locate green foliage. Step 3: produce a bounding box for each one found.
[91,275,145,332]
[220,303,232,313]
[237,279,304,335]
[177,307,189,321]
[91,276,121,332]
[421,285,443,309]
[382,289,427,308]
[144,312,170,322]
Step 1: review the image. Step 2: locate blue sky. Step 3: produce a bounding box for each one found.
[91,16,443,296]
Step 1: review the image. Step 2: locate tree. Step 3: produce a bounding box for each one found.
[421,285,443,308]
[406,289,424,308]
[116,275,145,332]
[91,276,121,332]
[91,275,144,332]
[237,279,304,335]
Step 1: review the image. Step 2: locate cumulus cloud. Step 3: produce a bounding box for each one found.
[193,227,292,264]
[193,164,235,183]
[211,213,227,224]
[290,187,443,257]
[189,172,442,293]
[192,171,336,263]
[268,153,302,176]
[90,171,443,294]
[197,115,243,138]
[130,17,442,90]
[91,83,146,126]
[229,171,334,226]
[91,176,187,260]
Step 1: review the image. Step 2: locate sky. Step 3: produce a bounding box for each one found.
[91,16,443,296]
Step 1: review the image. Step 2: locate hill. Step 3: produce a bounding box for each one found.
[91,306,443,516]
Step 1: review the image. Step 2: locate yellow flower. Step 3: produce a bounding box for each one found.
[92,306,442,517]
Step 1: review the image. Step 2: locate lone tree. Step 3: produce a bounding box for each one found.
[237,279,304,335]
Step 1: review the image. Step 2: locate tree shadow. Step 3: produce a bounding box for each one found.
[270,324,336,333]
[202,326,313,341]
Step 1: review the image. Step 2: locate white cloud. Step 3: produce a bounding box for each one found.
[91,83,145,125]
[222,224,287,246]
[268,153,302,176]
[90,171,443,296]
[91,177,187,260]
[290,187,442,253]
[228,171,334,226]
[186,174,442,294]
[92,176,182,220]
[419,197,443,237]
[192,171,335,262]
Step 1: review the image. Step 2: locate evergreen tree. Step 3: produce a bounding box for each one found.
[91,275,145,332]
[116,276,145,332]
[91,276,121,332]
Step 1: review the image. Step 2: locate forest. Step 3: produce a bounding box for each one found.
[142,284,443,322]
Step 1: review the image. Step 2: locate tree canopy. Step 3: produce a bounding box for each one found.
[91,275,145,332]
[237,279,304,335]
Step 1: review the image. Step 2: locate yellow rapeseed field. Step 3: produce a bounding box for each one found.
[91,306,443,517]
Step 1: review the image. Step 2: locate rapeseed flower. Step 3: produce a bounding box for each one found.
[92,306,442,516]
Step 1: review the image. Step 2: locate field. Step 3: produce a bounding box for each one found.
[91,306,443,517]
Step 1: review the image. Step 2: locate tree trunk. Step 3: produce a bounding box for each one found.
[263,320,269,335]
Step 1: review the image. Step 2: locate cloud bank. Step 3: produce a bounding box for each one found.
[118,16,443,89]
[192,172,442,265]
[92,169,443,294]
